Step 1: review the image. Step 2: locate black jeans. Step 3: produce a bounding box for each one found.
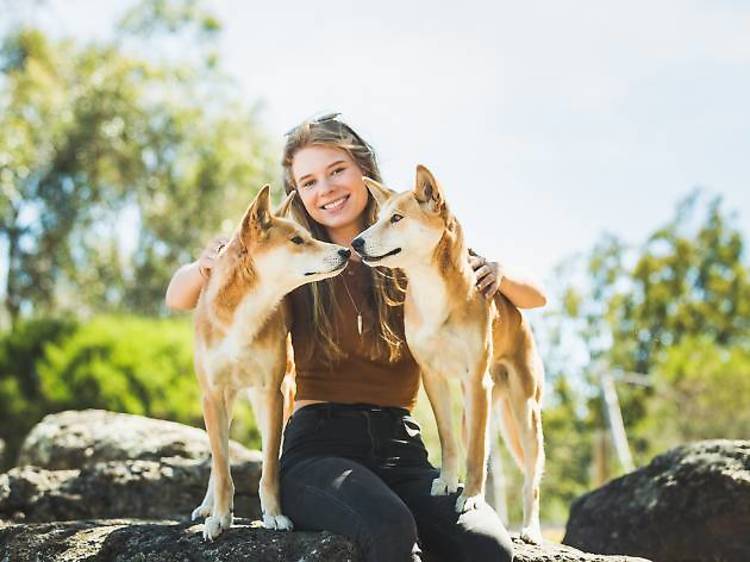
[279,402,514,562]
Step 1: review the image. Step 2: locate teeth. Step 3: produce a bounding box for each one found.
[322,196,347,210]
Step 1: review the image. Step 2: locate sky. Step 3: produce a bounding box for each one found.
[8,0,750,284]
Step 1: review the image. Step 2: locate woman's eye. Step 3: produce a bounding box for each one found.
[331,167,345,176]
[391,214,403,224]
[291,236,304,245]
[301,180,315,189]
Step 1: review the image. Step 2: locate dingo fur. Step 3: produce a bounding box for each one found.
[352,165,545,543]
[192,185,350,540]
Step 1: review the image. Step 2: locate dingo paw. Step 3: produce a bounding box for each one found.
[455,492,483,513]
[262,513,294,531]
[203,512,233,541]
[191,502,212,521]
[520,524,543,544]
[431,475,459,496]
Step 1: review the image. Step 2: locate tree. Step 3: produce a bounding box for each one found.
[0,1,277,325]
[544,191,750,466]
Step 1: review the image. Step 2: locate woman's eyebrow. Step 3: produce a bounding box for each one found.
[297,160,347,183]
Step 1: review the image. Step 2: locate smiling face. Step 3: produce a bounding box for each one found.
[291,145,370,242]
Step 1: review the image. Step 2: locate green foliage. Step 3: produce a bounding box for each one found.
[0,314,260,470]
[643,337,750,451]
[0,7,277,324]
[539,191,750,521]
[0,316,77,467]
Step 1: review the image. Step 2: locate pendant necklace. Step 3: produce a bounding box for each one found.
[341,274,363,336]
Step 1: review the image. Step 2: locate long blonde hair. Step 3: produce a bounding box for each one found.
[282,115,407,364]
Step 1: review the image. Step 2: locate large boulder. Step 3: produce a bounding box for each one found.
[564,440,750,562]
[0,460,260,523]
[0,519,651,562]
[18,409,255,469]
[0,519,361,561]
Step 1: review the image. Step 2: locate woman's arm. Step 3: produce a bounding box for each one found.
[468,251,547,309]
[165,236,228,311]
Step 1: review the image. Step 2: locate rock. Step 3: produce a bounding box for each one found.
[18,410,255,469]
[0,460,261,523]
[0,519,652,562]
[0,518,361,561]
[564,440,750,562]
[512,537,651,562]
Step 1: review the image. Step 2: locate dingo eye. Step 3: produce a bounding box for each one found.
[291,236,304,245]
[390,214,403,224]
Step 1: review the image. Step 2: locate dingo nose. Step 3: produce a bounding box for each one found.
[338,248,351,258]
[351,238,364,253]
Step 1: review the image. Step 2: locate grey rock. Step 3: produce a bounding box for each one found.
[564,440,750,562]
[0,460,261,523]
[512,537,651,562]
[18,409,257,469]
[0,518,361,561]
[0,519,652,562]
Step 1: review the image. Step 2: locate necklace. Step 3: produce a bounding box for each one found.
[341,274,363,336]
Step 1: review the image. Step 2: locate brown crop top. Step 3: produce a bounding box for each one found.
[288,259,420,410]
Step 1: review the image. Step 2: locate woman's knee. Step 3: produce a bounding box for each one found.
[361,498,419,562]
[460,531,514,562]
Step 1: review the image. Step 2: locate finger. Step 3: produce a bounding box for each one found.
[474,265,492,280]
[483,281,499,299]
[478,274,495,291]
[468,256,482,269]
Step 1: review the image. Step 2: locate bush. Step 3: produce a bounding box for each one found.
[0,315,260,470]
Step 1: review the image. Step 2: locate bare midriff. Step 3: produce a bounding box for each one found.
[293,398,327,413]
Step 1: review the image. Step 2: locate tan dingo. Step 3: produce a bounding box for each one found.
[352,166,545,543]
[191,185,350,540]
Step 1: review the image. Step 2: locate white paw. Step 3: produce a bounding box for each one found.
[455,492,483,513]
[202,512,232,541]
[191,503,212,521]
[262,513,294,531]
[431,475,459,496]
[520,524,543,544]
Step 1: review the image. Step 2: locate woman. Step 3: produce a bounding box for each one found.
[165,113,546,562]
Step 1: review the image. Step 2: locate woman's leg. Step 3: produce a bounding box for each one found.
[390,469,514,562]
[281,455,422,562]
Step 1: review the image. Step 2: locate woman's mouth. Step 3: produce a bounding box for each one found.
[320,195,350,212]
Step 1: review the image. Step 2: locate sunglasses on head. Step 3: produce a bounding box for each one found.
[284,112,343,136]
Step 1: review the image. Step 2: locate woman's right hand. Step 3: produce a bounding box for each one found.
[165,235,229,310]
[197,236,229,279]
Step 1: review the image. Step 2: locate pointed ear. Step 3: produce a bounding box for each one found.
[414,164,444,211]
[276,189,297,219]
[363,176,395,207]
[241,184,272,237]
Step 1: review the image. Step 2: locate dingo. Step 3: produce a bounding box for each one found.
[352,166,544,543]
[191,185,350,540]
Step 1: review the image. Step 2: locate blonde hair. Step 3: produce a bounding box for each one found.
[282,115,407,364]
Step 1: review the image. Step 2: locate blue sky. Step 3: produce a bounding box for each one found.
[8,0,750,283]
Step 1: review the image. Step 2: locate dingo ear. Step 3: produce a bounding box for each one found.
[276,190,297,219]
[241,184,273,238]
[363,177,395,207]
[414,165,444,212]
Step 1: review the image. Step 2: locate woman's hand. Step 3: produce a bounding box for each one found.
[198,236,229,279]
[165,235,229,311]
[468,250,504,300]
[468,249,547,308]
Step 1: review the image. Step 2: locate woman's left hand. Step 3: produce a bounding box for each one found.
[468,251,504,299]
